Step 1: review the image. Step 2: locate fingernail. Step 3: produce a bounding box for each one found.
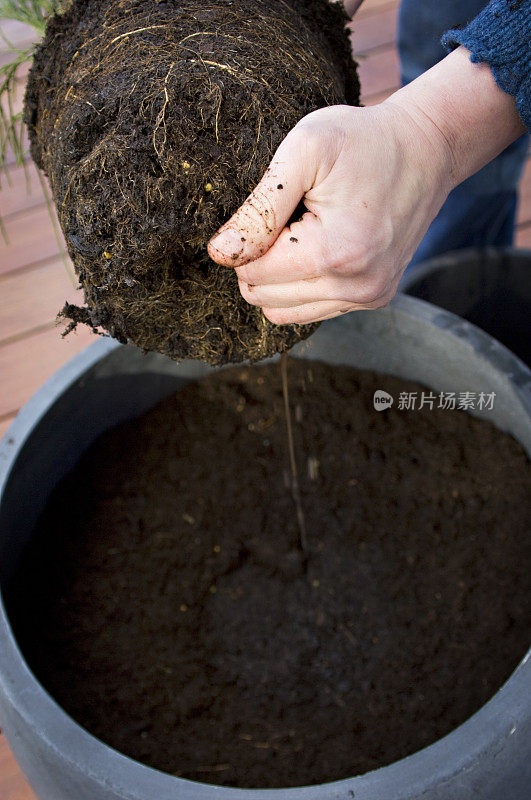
[209,227,245,261]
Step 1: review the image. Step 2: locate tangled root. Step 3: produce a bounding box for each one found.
[25,0,359,364]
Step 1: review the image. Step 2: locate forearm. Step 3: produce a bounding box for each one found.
[384,46,526,191]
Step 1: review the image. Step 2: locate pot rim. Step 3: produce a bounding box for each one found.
[399,245,531,293]
[1,294,530,800]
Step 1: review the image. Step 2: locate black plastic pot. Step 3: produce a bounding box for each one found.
[401,247,531,365]
[0,295,530,800]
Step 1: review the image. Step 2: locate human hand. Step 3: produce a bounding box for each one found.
[207,46,525,326]
[207,101,454,324]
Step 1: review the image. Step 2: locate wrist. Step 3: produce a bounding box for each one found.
[383,47,526,191]
[376,97,455,213]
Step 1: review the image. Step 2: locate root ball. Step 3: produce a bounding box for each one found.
[25,0,359,364]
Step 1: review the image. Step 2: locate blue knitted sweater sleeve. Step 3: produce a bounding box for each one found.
[441,0,531,131]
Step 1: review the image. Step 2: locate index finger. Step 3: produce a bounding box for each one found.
[207,127,315,267]
[235,210,324,286]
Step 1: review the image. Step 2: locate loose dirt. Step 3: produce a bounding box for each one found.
[8,359,531,787]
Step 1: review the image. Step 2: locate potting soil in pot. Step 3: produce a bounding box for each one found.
[7,359,531,788]
[25,0,358,364]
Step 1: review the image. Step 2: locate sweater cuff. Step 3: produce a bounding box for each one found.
[442,0,531,131]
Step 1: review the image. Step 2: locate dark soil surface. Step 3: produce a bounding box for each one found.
[7,359,531,788]
[25,0,358,364]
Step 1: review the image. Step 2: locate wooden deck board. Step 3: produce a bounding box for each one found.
[349,5,398,54]
[0,324,96,418]
[357,0,398,17]
[0,257,81,344]
[358,46,400,100]
[0,162,48,220]
[0,417,15,440]
[516,223,531,249]
[0,0,529,793]
[0,20,38,49]
[0,205,64,276]
[0,736,35,800]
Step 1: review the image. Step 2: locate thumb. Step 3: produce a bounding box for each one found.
[207,128,313,267]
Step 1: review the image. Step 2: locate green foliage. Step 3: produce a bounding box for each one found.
[0,1,73,276]
[0,41,32,170]
[0,1,71,35]
[0,1,71,170]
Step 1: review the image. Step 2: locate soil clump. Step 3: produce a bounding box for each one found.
[25,0,359,364]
